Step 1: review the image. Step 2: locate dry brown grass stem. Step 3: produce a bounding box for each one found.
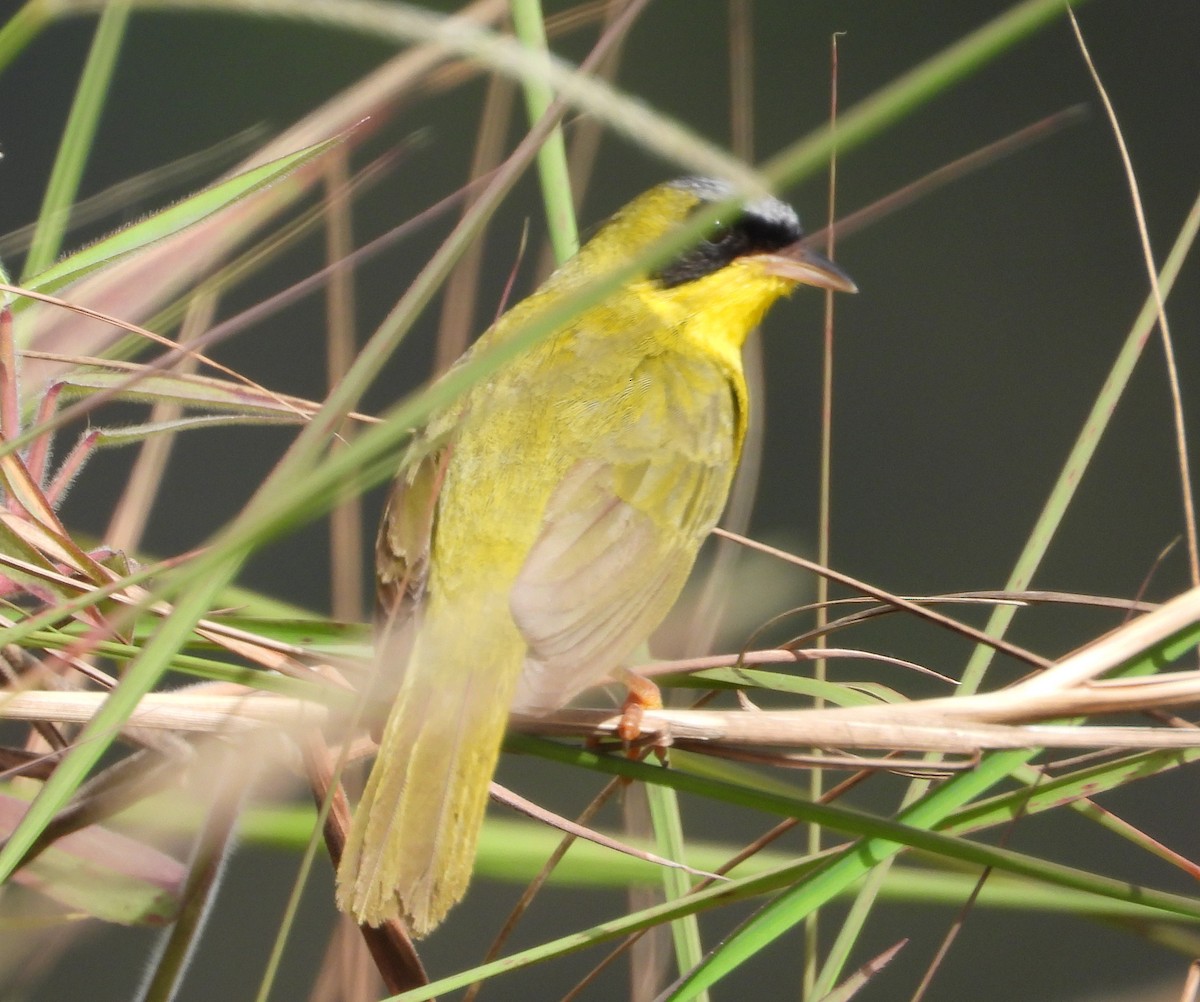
[14,682,1200,752]
[6,577,1200,755]
[18,682,1198,751]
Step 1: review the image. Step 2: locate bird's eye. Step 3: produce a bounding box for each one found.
[654,215,751,287]
[706,221,731,245]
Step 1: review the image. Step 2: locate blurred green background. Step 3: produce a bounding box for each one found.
[2,1,1199,999]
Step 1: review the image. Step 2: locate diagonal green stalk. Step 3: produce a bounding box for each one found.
[957,192,1200,698]
[947,748,1200,834]
[647,783,707,989]
[392,735,1200,1001]
[22,1,130,279]
[0,1,54,77]
[815,123,1200,999]
[0,0,1095,472]
[675,191,1200,1000]
[814,145,1200,1001]
[510,0,578,260]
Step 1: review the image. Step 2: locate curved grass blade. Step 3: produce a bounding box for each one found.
[20,136,344,300]
[22,2,131,278]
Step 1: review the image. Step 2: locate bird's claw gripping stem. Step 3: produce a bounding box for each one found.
[616,670,663,744]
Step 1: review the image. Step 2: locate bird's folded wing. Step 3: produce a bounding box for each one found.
[509,456,728,713]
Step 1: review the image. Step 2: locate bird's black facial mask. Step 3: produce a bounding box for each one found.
[651,181,805,289]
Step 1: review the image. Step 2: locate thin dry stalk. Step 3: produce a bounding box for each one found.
[323,148,365,621]
[433,69,517,372]
[1067,9,1199,589]
[106,291,219,551]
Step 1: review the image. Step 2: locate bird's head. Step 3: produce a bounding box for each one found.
[566,177,855,346]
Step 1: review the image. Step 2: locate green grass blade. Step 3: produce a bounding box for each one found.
[510,0,578,262]
[19,627,341,700]
[0,1,51,76]
[20,136,342,299]
[947,748,1200,836]
[386,737,1200,1001]
[675,667,904,706]
[663,601,1200,998]
[810,187,1200,995]
[0,564,240,883]
[22,2,131,278]
[646,783,707,997]
[955,192,1200,695]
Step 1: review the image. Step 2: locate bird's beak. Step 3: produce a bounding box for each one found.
[753,241,857,294]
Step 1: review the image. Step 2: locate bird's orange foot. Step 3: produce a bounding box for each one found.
[616,670,663,744]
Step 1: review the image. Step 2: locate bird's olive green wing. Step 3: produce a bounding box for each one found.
[509,452,734,714]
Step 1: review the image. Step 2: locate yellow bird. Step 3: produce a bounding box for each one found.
[336,177,855,934]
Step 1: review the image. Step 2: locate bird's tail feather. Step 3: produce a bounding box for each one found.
[337,635,518,935]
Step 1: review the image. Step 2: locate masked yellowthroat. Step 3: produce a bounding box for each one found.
[336,176,855,934]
